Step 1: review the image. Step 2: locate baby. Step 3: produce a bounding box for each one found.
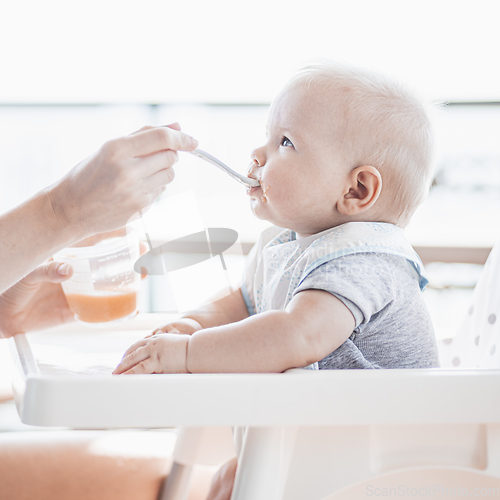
[114,61,439,375]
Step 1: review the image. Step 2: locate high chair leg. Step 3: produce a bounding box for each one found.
[158,462,193,500]
[231,426,298,500]
[160,426,236,500]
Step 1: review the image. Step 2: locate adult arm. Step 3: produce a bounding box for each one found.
[0,125,197,293]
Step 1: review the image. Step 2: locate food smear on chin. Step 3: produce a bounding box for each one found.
[260,184,270,203]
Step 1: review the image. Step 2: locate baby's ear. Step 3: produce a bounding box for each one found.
[337,166,382,216]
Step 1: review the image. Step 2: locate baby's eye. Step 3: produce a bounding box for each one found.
[280,136,294,148]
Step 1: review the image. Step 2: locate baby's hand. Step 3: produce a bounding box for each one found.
[112,333,190,375]
[149,318,203,337]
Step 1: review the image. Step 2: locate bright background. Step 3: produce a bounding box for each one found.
[1,0,500,348]
[1,0,500,103]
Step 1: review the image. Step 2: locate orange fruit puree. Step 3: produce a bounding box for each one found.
[65,291,137,323]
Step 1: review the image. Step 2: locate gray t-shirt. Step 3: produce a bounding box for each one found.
[295,252,439,369]
[243,223,440,370]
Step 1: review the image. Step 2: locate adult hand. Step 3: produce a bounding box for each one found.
[48,123,198,241]
[206,458,237,500]
[0,124,196,295]
[0,261,74,338]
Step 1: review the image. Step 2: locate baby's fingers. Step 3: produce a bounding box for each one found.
[113,345,149,374]
[122,339,148,358]
[147,326,180,338]
[121,358,156,375]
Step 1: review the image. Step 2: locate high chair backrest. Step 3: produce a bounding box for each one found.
[440,241,500,368]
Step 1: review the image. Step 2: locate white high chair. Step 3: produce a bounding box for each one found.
[161,242,500,500]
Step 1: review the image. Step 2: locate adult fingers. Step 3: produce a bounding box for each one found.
[138,185,167,216]
[23,261,74,285]
[124,126,197,158]
[164,122,181,131]
[132,123,181,135]
[130,125,153,135]
[137,186,167,215]
[134,148,178,179]
[141,166,176,193]
[147,186,167,204]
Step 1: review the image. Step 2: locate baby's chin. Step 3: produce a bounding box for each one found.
[249,198,272,222]
[250,202,292,230]
[249,199,264,219]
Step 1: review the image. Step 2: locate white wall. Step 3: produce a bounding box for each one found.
[1,0,500,103]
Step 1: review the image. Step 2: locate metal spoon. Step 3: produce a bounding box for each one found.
[187,149,260,188]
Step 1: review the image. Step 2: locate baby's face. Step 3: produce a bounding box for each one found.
[247,81,349,237]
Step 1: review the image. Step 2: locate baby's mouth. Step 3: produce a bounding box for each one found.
[246,184,260,195]
[246,179,269,203]
[246,162,265,199]
[246,173,261,192]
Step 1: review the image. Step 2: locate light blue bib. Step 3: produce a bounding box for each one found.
[242,222,427,371]
[244,222,427,318]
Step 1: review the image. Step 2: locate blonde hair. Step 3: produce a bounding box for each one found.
[290,61,435,227]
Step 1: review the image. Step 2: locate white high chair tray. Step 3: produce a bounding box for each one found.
[10,314,500,429]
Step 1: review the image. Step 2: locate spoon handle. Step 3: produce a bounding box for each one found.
[187,149,260,188]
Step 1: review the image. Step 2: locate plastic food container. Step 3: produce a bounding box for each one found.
[54,230,140,326]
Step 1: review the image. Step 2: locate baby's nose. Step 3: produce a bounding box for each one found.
[250,146,266,167]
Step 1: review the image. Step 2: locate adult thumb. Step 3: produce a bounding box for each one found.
[24,261,74,285]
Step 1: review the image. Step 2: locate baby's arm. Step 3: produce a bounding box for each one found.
[187,289,354,372]
[151,288,250,335]
[114,289,355,374]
